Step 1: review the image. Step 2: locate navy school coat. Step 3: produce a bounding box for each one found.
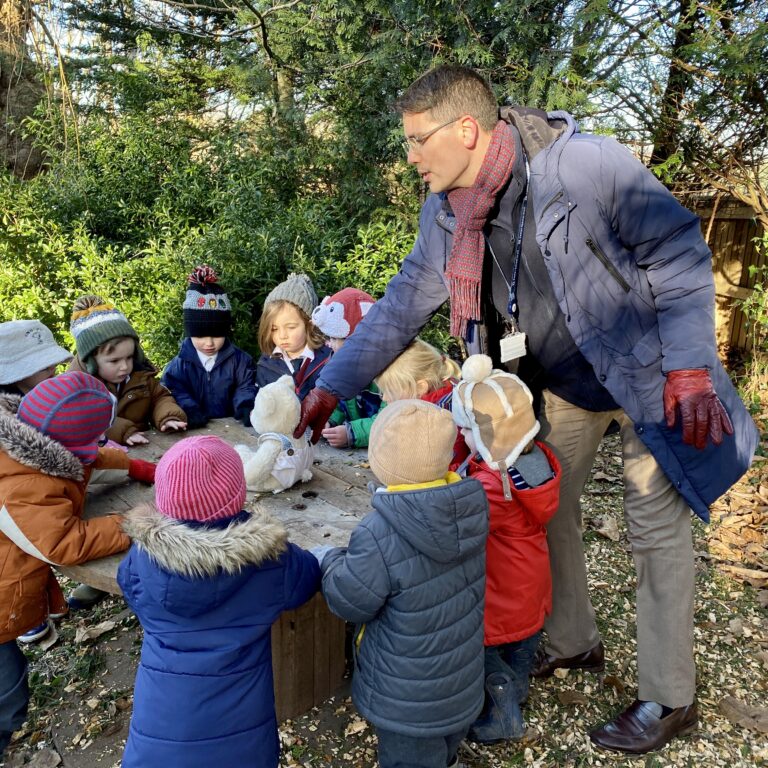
[118,506,320,768]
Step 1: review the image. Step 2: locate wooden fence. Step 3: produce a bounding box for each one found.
[690,196,766,353]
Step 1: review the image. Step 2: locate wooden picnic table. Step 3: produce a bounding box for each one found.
[58,419,375,721]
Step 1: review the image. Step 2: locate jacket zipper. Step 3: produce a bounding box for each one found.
[585,238,631,293]
[541,190,563,217]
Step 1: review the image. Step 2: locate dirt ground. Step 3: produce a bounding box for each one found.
[3,435,767,768]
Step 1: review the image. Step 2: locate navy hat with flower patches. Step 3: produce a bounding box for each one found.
[183,265,232,338]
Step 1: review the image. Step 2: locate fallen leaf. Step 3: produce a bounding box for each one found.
[594,516,621,541]
[344,719,368,736]
[603,674,626,695]
[38,623,59,652]
[74,620,117,643]
[729,618,744,636]
[557,689,589,706]
[719,696,768,733]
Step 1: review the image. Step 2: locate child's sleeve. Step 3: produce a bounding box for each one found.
[280,542,321,611]
[320,524,390,623]
[161,358,206,427]
[148,377,188,428]
[0,479,130,566]
[347,412,379,448]
[106,416,140,445]
[232,352,258,424]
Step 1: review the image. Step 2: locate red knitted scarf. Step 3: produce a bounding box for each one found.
[446,120,516,337]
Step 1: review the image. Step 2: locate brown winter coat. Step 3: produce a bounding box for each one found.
[0,394,131,643]
[70,356,186,444]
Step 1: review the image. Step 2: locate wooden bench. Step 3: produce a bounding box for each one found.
[58,419,374,721]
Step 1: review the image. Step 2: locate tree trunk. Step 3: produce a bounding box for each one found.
[0,0,45,178]
[649,0,701,168]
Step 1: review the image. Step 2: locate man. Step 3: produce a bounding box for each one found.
[295,65,758,753]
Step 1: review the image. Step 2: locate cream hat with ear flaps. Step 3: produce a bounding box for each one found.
[452,354,540,500]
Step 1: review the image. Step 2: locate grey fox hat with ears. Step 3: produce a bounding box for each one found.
[452,354,540,500]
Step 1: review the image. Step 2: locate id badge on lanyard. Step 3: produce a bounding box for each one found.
[497,156,529,364]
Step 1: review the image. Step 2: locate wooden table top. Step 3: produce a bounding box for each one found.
[61,420,375,593]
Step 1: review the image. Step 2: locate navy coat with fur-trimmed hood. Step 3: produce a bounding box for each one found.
[118,506,320,768]
[316,109,758,522]
[320,475,488,737]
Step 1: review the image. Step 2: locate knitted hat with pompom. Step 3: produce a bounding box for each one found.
[452,354,539,495]
[183,265,232,338]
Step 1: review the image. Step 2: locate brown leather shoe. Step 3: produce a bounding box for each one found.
[589,700,698,754]
[531,640,605,678]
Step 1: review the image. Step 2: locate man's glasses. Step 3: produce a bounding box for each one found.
[401,117,459,155]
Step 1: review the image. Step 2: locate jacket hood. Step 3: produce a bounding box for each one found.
[0,393,84,481]
[122,504,287,578]
[371,477,487,563]
[121,504,289,617]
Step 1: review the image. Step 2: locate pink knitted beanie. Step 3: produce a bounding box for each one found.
[154,436,247,523]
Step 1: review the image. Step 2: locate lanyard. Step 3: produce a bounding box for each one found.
[486,155,530,321]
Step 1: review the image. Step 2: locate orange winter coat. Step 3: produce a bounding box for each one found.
[70,356,186,445]
[0,394,131,643]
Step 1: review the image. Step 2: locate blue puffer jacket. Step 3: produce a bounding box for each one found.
[317,111,757,521]
[320,475,488,737]
[118,507,320,768]
[256,344,332,401]
[161,338,257,427]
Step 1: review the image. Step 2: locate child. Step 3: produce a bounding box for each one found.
[0,371,152,761]
[316,399,489,768]
[376,337,469,467]
[256,273,332,400]
[162,266,257,428]
[452,354,561,743]
[0,319,72,395]
[118,435,320,768]
[69,295,187,446]
[311,288,382,448]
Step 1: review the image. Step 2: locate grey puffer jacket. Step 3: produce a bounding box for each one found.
[320,476,488,737]
[317,109,758,521]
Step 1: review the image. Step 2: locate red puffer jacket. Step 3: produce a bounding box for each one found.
[467,441,561,645]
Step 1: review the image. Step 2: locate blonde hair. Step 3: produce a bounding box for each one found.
[257,300,325,355]
[376,338,461,401]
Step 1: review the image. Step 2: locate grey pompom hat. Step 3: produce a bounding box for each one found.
[0,320,73,385]
[263,273,318,317]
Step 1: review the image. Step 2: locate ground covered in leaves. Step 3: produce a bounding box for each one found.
[4,433,767,768]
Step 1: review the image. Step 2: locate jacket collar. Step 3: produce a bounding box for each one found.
[122,504,288,578]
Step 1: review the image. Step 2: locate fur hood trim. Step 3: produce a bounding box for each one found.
[0,393,84,481]
[122,504,288,578]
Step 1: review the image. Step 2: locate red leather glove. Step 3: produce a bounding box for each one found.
[128,459,157,484]
[294,387,339,444]
[663,369,734,450]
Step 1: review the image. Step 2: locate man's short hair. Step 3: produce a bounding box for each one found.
[394,65,498,131]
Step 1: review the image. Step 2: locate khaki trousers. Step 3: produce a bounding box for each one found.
[538,390,695,708]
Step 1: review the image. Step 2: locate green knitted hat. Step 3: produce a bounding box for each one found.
[70,296,139,363]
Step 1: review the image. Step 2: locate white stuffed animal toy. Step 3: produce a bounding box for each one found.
[233,375,315,493]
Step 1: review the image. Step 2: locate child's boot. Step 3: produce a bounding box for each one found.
[66,583,107,611]
[467,672,525,744]
[502,631,541,704]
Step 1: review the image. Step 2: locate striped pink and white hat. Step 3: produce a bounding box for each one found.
[154,436,246,523]
[17,371,116,464]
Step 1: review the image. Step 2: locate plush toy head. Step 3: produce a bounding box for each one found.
[249,375,301,435]
[311,288,375,340]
